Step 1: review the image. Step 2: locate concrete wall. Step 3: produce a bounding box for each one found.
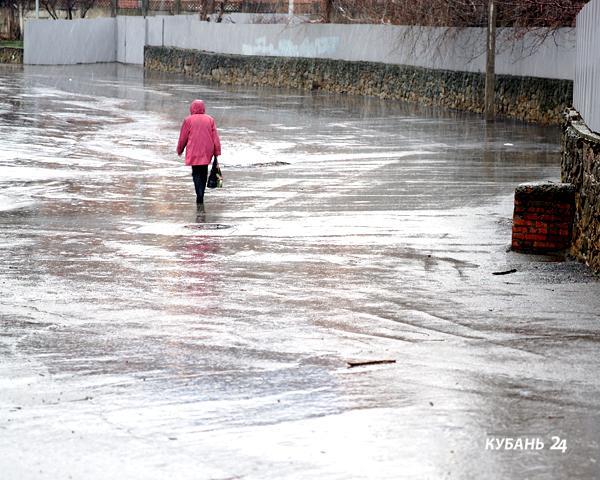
[24,16,576,81]
[574,0,600,134]
[24,18,115,65]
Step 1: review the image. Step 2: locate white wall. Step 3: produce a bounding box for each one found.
[24,18,116,65]
[574,0,600,134]
[116,16,146,65]
[151,18,575,80]
[23,15,575,82]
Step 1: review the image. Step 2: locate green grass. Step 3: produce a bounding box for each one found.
[0,40,23,49]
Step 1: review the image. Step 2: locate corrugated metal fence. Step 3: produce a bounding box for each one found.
[575,0,600,134]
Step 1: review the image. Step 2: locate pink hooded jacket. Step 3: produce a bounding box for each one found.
[177,100,222,166]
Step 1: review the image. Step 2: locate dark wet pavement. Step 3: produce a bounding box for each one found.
[1,63,599,479]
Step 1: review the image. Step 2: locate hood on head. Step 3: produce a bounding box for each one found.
[190,100,206,115]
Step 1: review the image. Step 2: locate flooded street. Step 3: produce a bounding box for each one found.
[1,63,599,479]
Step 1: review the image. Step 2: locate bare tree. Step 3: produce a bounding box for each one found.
[320,0,588,50]
[40,0,60,19]
[0,0,30,39]
[485,0,497,121]
[200,0,214,19]
[318,0,587,119]
[78,0,96,17]
[322,0,332,22]
[38,0,96,19]
[320,0,586,29]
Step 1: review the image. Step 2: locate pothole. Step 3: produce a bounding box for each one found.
[252,161,290,168]
[185,223,233,230]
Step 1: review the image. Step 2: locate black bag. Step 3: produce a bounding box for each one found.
[207,156,223,189]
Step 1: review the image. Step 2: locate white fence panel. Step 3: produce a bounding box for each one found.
[116,16,146,65]
[24,18,116,65]
[575,0,600,134]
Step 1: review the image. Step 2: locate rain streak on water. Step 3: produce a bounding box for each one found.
[1,63,599,480]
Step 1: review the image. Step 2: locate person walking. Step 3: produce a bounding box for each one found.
[177,99,221,205]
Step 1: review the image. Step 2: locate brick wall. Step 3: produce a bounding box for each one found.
[511,182,575,253]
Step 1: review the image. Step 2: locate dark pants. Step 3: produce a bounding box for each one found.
[191,165,208,204]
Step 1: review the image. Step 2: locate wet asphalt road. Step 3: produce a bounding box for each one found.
[1,63,599,480]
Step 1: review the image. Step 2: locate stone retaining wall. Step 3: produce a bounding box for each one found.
[0,47,23,64]
[561,110,600,272]
[145,46,572,125]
